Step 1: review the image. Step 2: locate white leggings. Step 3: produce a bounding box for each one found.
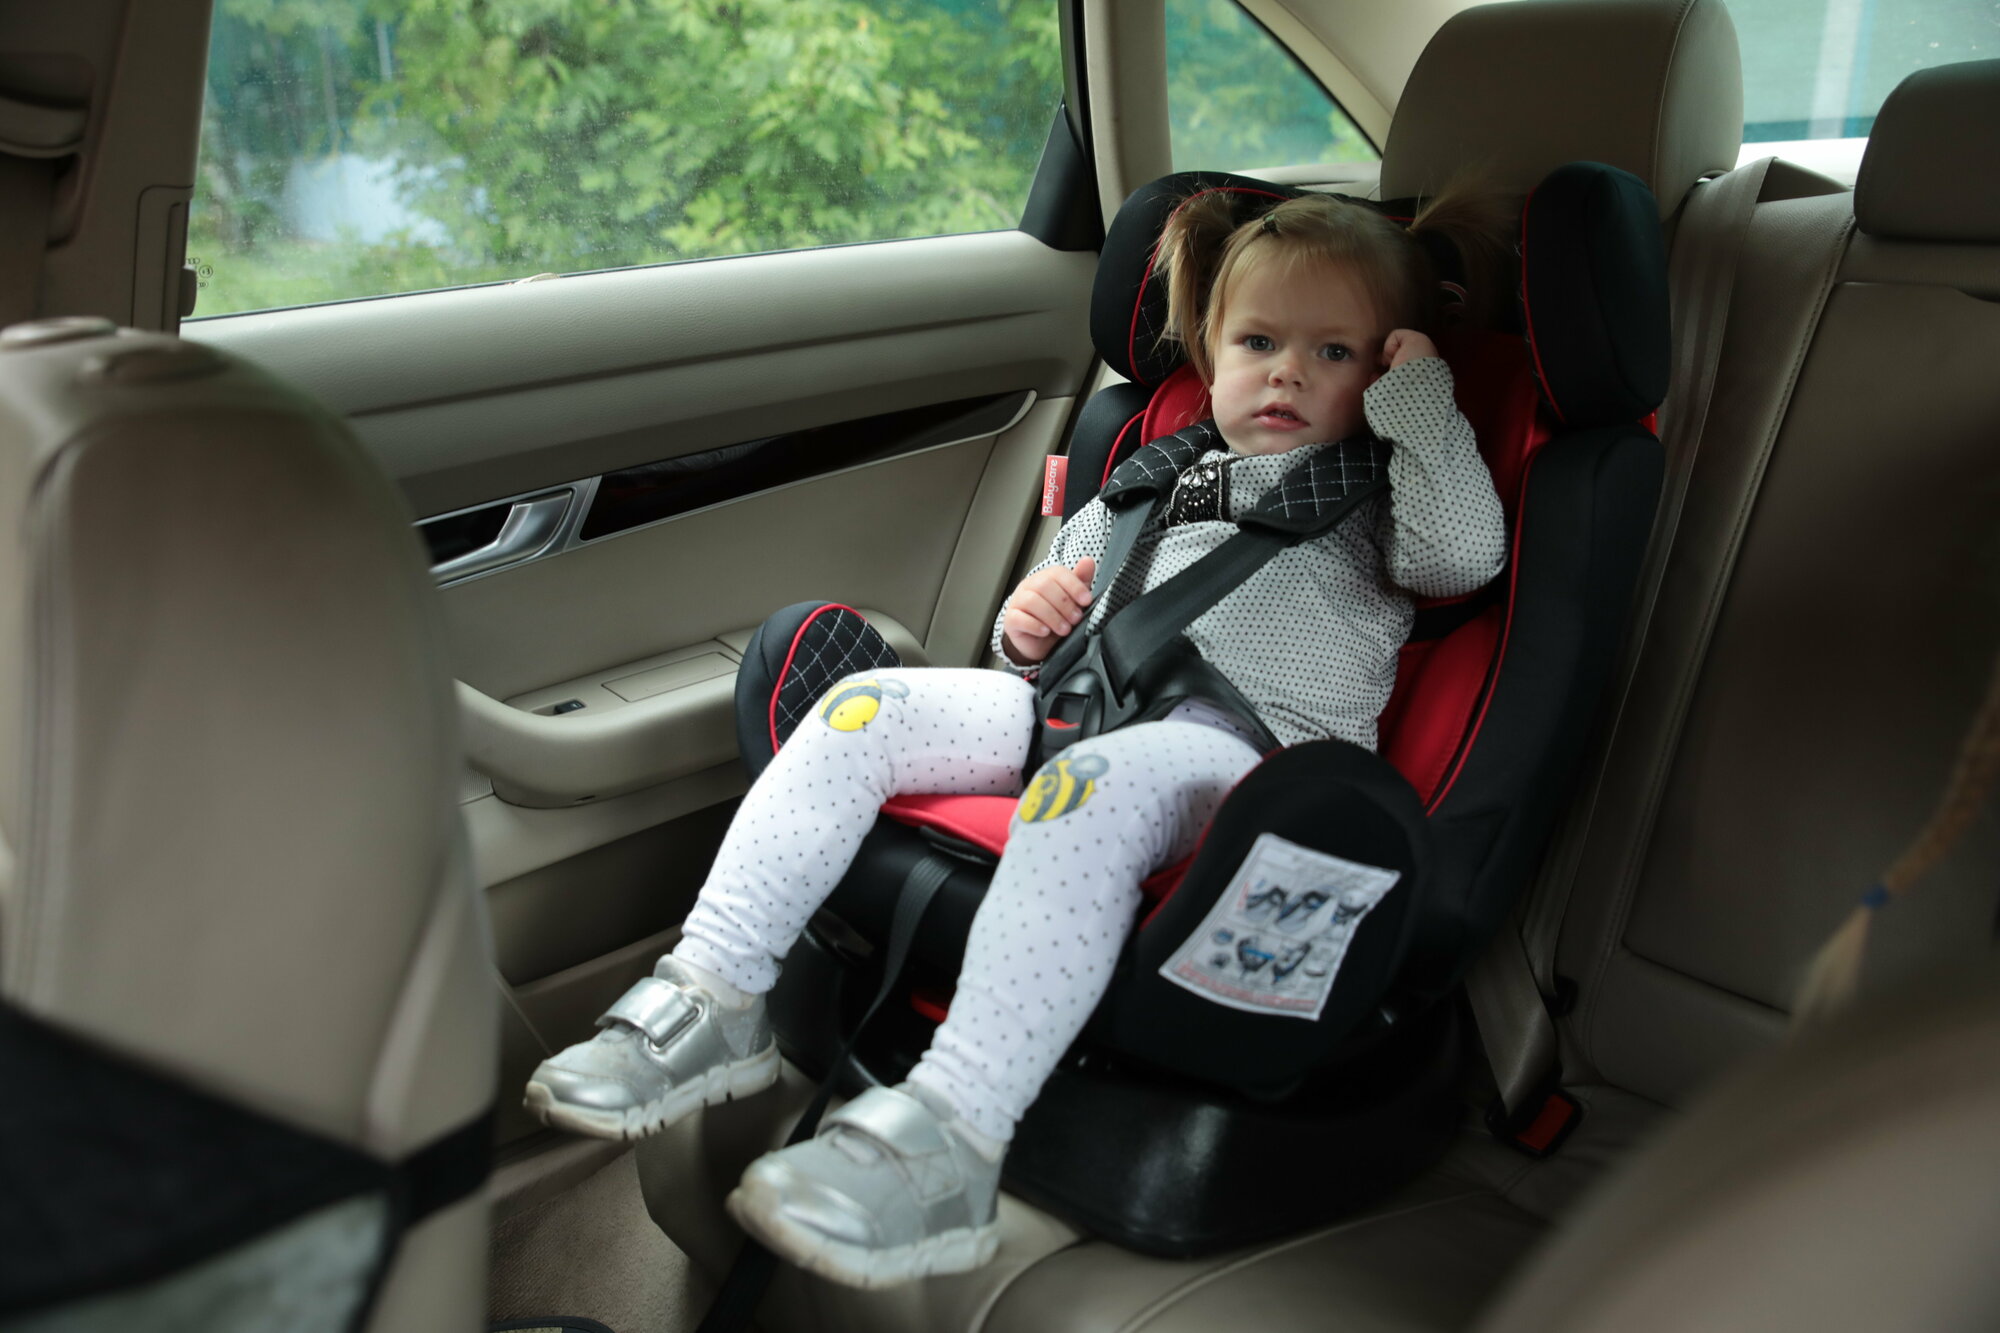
[673,667,1262,1141]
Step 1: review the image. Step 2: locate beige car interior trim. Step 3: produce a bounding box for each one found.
[1241,0,1478,149]
[460,607,925,809]
[458,676,735,809]
[1083,0,1172,230]
[1478,975,2000,1333]
[1,0,209,329]
[419,393,1035,591]
[440,398,1061,699]
[920,397,1077,662]
[464,762,746,898]
[1235,0,1390,147]
[188,230,1095,517]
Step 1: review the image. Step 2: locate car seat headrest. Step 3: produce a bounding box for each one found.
[1091,164,1668,429]
[1093,172,1295,388]
[1382,0,1741,220]
[1855,59,2000,244]
[1522,163,1671,427]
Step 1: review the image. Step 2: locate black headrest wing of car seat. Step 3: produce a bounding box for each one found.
[1520,161,1671,427]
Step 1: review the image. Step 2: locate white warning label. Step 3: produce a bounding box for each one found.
[1157,832,1401,1021]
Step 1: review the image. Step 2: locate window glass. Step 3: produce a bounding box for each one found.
[1733,0,1992,143]
[190,0,1062,318]
[1165,0,1377,173]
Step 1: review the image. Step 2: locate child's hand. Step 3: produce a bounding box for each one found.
[1381,329,1438,372]
[1001,557,1097,665]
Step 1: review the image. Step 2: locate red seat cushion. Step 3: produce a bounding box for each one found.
[881,793,1192,900]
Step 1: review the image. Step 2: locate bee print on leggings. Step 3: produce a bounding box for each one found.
[1017,753,1110,823]
[819,677,911,732]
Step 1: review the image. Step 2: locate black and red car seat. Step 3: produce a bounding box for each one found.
[735,164,1668,1255]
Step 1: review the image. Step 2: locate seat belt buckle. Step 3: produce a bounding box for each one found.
[1486,1085,1583,1159]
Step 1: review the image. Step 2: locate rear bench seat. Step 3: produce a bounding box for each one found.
[636,8,2000,1330]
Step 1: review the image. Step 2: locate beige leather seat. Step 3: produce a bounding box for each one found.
[0,320,496,1329]
[1478,971,2000,1333]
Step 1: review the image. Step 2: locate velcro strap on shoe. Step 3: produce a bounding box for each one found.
[598,976,700,1045]
[821,1087,950,1158]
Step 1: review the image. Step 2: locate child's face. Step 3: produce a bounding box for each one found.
[1207,257,1387,457]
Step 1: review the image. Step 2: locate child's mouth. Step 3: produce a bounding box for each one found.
[1254,406,1306,428]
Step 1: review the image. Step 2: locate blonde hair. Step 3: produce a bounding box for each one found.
[1157,184,1513,385]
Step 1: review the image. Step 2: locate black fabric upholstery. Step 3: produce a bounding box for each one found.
[1405,423,1664,1000]
[1521,162,1671,427]
[1091,171,1299,385]
[0,1004,388,1320]
[1096,741,1431,1093]
[1061,380,1151,519]
[735,602,901,782]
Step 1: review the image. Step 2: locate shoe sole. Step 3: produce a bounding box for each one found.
[522,1042,781,1142]
[724,1174,1001,1289]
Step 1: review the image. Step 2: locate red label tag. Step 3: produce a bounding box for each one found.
[1041,455,1069,517]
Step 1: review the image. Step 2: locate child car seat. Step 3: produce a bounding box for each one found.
[733,163,1668,1255]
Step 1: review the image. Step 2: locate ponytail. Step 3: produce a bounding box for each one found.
[1407,178,1516,330]
[1157,190,1251,386]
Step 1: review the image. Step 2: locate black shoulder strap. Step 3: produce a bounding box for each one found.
[1095,436,1392,693]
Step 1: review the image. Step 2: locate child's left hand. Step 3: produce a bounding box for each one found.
[1381,329,1438,372]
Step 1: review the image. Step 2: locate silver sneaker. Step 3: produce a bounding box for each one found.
[725,1082,1003,1289]
[523,956,779,1141]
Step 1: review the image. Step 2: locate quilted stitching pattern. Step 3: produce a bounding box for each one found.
[1256,438,1393,522]
[772,608,900,748]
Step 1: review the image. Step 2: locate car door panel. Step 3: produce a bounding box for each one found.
[193,227,1093,1149]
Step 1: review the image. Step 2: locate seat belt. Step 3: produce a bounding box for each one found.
[1034,429,1388,763]
[0,152,53,327]
[1469,158,1856,1130]
[694,852,954,1333]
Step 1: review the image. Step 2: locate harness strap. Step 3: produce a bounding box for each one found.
[1098,527,1288,690]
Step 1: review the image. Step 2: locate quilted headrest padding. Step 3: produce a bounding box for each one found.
[1521,163,1669,427]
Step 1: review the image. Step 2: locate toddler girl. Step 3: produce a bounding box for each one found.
[526,187,1509,1288]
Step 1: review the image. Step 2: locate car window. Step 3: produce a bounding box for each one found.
[1732,0,1991,181]
[189,0,1061,318]
[1164,0,1377,173]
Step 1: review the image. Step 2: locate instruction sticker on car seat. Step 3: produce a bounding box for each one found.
[1157,833,1401,1021]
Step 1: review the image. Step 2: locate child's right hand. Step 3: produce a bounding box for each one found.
[1001,557,1097,665]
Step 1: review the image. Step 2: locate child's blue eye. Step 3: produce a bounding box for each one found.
[1243,334,1274,352]
[1320,344,1351,362]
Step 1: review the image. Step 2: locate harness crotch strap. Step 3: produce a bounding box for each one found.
[1033,423,1391,766]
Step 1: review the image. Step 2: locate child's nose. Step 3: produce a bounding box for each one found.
[1268,356,1302,386]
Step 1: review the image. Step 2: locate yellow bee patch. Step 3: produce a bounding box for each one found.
[818,677,911,732]
[1017,753,1111,823]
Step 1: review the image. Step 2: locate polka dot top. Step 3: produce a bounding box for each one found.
[993,357,1507,751]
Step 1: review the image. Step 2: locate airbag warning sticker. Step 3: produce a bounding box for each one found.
[1157,832,1401,1021]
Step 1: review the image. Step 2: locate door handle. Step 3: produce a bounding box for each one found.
[431,490,572,584]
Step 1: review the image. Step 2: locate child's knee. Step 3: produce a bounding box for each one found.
[809,672,913,738]
[1014,749,1115,828]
